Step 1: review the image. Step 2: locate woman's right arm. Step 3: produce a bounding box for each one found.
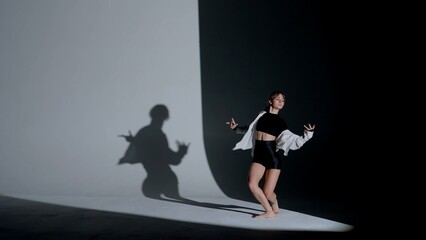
[226,117,248,134]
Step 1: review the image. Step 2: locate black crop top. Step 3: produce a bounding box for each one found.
[256,112,288,137]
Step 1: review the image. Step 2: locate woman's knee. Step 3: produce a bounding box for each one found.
[264,191,276,200]
[247,181,258,192]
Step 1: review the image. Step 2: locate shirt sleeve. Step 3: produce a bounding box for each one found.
[276,129,314,156]
[232,111,266,151]
[234,125,249,134]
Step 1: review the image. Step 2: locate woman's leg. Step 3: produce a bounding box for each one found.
[263,169,281,214]
[248,163,275,218]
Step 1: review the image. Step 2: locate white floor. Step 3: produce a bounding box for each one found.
[5,194,353,232]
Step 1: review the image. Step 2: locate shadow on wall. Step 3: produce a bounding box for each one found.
[117,104,263,217]
[117,104,190,200]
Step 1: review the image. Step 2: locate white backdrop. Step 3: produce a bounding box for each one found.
[0,0,224,198]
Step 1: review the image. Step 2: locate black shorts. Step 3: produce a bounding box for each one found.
[252,140,284,169]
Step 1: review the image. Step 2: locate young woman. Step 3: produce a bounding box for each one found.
[226,90,315,218]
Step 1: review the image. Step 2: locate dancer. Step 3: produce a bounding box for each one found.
[226,90,315,218]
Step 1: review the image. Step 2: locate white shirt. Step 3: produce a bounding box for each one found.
[233,111,314,156]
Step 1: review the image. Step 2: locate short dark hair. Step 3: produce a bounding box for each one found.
[268,90,284,101]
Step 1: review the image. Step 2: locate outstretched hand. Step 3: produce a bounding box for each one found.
[304,123,316,132]
[118,130,134,142]
[176,141,190,155]
[225,117,238,129]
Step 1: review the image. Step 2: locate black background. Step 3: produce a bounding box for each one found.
[199,0,381,234]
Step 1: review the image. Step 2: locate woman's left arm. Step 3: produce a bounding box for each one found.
[276,123,315,155]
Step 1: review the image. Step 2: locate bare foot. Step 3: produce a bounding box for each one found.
[271,200,280,214]
[269,198,280,214]
[253,211,275,219]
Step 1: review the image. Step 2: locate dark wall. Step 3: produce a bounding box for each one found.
[199,0,374,229]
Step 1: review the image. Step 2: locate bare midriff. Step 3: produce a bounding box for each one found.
[255,131,276,141]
